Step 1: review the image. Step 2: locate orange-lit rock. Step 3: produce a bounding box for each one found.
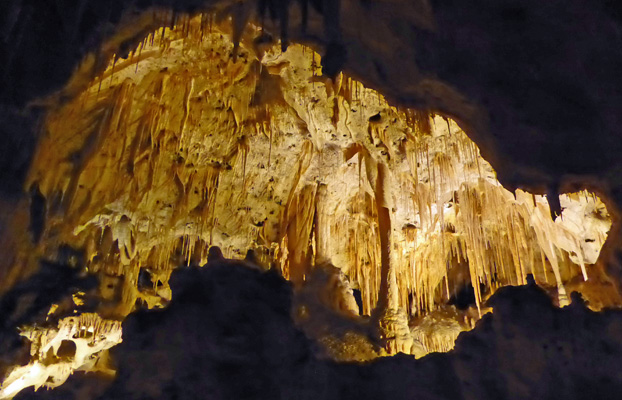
[22,16,614,332]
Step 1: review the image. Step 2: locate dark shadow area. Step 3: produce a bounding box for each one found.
[448,282,487,311]
[352,288,363,315]
[13,262,622,400]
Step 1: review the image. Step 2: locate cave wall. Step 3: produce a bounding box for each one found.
[17,17,614,321]
[1,0,622,290]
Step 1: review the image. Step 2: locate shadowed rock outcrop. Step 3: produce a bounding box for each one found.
[14,262,622,400]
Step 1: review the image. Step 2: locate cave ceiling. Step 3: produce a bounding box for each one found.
[25,14,614,314]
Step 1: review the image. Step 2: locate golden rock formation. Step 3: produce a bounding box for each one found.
[1,13,618,397]
[0,314,121,399]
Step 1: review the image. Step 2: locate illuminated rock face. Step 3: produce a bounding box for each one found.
[0,314,121,399]
[0,10,620,398]
[18,17,612,323]
[28,16,612,314]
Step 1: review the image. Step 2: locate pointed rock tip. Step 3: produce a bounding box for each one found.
[207,246,224,262]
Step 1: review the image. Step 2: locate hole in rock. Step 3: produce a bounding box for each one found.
[56,340,77,359]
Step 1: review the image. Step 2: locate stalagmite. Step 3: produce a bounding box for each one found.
[374,161,398,314]
[284,183,318,285]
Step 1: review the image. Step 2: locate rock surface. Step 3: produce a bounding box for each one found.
[18,19,614,323]
[12,260,622,400]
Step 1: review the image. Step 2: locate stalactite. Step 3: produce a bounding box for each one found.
[178,75,194,148]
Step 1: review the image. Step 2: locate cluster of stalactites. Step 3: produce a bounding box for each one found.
[395,124,610,315]
[32,19,261,261]
[303,104,611,318]
[26,15,611,330]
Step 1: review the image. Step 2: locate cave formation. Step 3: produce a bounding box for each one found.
[1,1,622,399]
